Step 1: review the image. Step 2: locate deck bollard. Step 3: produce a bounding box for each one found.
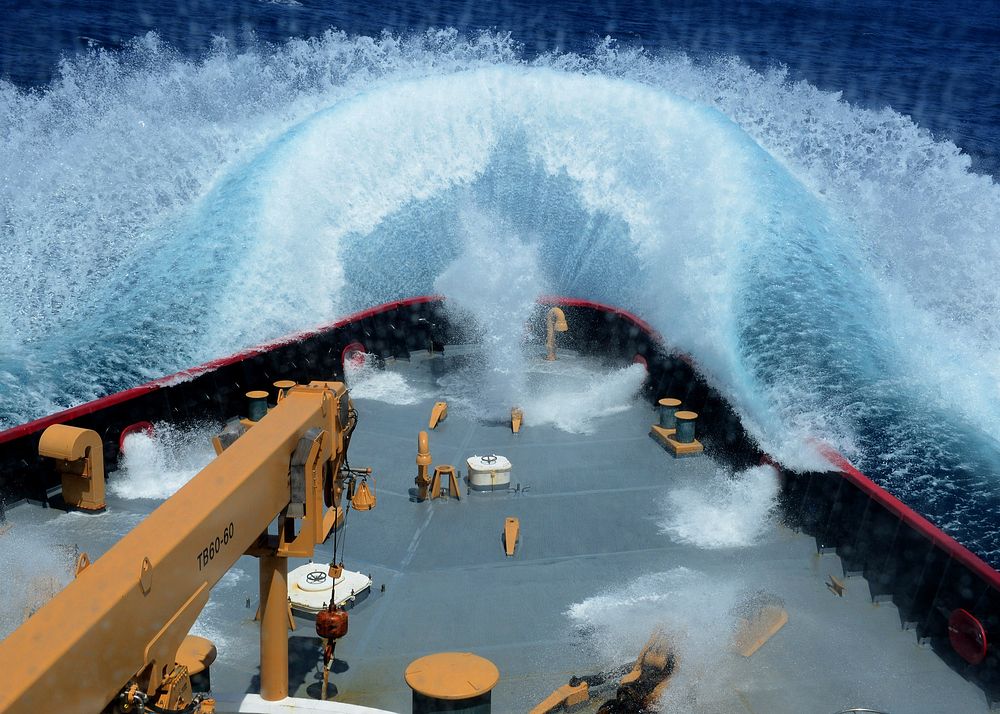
[38,425,106,511]
[273,380,296,401]
[674,411,698,444]
[657,398,682,429]
[406,652,499,713]
[246,390,269,422]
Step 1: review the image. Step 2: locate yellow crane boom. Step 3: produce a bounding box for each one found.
[0,381,355,713]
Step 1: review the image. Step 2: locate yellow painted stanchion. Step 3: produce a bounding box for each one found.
[544,307,569,361]
[504,517,520,556]
[430,465,460,501]
[429,401,448,429]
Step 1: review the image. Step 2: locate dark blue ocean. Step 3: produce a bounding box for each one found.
[1,2,999,564]
[4,0,999,175]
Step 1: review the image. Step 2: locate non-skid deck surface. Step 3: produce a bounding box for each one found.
[2,349,991,713]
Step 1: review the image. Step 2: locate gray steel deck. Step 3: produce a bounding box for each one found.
[1,347,991,713]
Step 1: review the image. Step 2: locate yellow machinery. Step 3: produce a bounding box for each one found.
[0,381,363,714]
[544,307,569,361]
[611,628,676,709]
[529,679,588,714]
[405,652,500,713]
[428,401,448,430]
[429,464,460,501]
[511,407,523,434]
[503,517,520,557]
[531,630,676,714]
[415,430,432,500]
[38,424,106,511]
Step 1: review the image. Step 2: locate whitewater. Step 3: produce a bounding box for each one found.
[1,30,998,559]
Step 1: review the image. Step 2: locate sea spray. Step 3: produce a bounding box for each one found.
[429,347,646,432]
[345,353,429,405]
[111,421,220,500]
[567,466,783,707]
[1,30,998,559]
[433,205,549,419]
[0,521,75,640]
[0,510,142,640]
[567,568,747,708]
[519,362,647,434]
[190,567,255,659]
[659,464,780,549]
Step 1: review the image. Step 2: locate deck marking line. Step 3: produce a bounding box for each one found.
[369,487,412,500]
[400,507,435,570]
[506,435,650,448]
[446,419,480,475]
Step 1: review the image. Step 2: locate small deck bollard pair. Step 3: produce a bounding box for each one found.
[244,380,298,424]
[649,396,704,457]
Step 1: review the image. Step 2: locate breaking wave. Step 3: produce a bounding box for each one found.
[1,30,998,558]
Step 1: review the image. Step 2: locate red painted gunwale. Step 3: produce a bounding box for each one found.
[819,446,1000,592]
[2,294,997,595]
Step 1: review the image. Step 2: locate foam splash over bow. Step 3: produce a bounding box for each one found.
[520,363,648,434]
[660,464,780,549]
[566,567,750,708]
[345,354,429,405]
[0,510,143,640]
[1,29,998,557]
[433,204,549,416]
[111,422,219,500]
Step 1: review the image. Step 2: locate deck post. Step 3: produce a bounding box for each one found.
[259,553,289,700]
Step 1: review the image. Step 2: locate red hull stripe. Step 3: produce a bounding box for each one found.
[818,445,1000,592]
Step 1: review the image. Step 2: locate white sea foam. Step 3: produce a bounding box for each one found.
[567,567,749,708]
[433,205,549,415]
[190,567,255,656]
[0,521,75,640]
[110,422,219,500]
[432,353,646,432]
[345,354,428,405]
[0,31,997,545]
[520,362,647,434]
[0,509,142,641]
[659,464,780,549]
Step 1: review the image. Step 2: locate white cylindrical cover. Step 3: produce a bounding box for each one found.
[288,563,371,613]
[466,454,512,488]
[467,454,512,472]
